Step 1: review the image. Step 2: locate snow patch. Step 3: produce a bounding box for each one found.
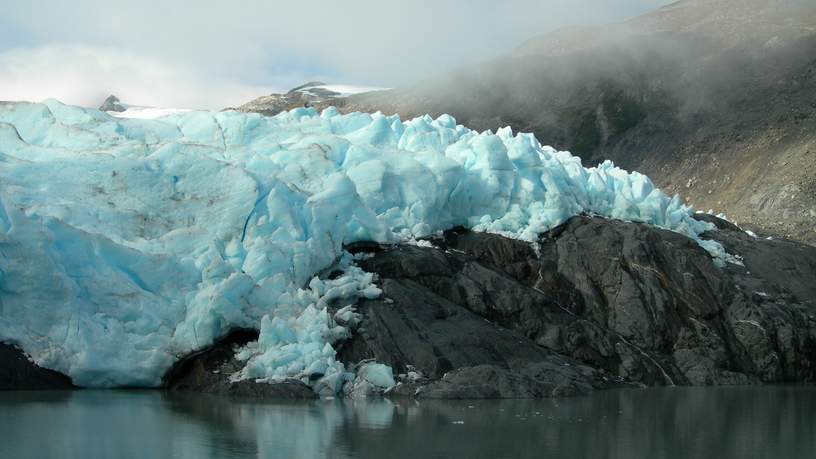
[294,83,389,97]
[405,238,437,248]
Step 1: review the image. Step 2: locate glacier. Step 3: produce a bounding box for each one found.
[0,99,723,390]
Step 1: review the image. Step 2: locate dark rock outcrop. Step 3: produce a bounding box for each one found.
[337,271,614,398]
[339,215,816,396]
[0,343,74,390]
[162,329,315,399]
[99,95,126,112]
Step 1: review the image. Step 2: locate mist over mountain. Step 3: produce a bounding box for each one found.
[263,0,816,245]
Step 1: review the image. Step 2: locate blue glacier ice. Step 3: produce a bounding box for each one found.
[0,99,724,390]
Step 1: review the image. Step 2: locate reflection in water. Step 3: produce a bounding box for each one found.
[1,386,814,459]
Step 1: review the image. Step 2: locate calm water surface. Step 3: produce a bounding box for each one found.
[1,386,814,459]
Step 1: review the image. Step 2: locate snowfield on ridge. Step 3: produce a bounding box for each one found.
[0,99,723,391]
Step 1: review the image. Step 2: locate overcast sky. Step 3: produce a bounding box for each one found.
[0,0,670,109]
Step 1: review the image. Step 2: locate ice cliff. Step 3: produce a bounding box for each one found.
[0,99,721,390]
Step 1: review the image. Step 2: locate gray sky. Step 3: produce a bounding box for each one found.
[0,0,670,109]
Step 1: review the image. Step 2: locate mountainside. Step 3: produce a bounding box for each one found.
[228,82,387,116]
[315,0,816,245]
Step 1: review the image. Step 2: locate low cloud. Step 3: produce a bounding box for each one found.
[0,0,672,108]
[0,45,286,109]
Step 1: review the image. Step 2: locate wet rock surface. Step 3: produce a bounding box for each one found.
[0,343,74,390]
[339,215,816,397]
[336,273,613,398]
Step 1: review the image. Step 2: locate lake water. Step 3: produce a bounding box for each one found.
[1,386,814,459]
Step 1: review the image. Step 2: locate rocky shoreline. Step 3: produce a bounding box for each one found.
[4,215,814,398]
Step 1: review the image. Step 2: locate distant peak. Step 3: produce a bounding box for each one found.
[99,95,125,112]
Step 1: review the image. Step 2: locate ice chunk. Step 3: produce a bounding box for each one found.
[229,257,377,392]
[358,362,396,389]
[343,362,396,398]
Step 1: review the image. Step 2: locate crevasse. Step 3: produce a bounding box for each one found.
[0,99,723,389]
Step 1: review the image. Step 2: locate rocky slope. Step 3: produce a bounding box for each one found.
[343,215,816,391]
[311,0,816,245]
